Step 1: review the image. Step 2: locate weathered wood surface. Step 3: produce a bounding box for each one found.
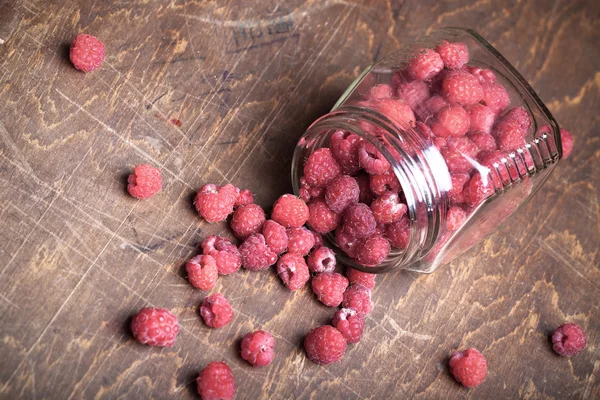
[0,0,599,398]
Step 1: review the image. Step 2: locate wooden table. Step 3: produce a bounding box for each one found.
[1,0,598,398]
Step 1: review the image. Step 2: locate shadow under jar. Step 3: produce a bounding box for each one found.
[292,27,564,274]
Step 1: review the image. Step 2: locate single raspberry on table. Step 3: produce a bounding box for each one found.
[449,348,487,388]
[241,330,275,367]
[467,104,496,134]
[346,267,376,290]
[235,189,254,207]
[307,246,336,274]
[307,199,341,234]
[386,215,410,249]
[397,80,430,109]
[435,41,469,69]
[127,164,162,199]
[286,227,316,256]
[335,228,364,259]
[415,95,449,122]
[369,169,401,196]
[325,174,360,214]
[358,141,390,175]
[304,325,347,365]
[332,308,365,344]
[468,132,496,155]
[552,323,587,356]
[197,361,236,400]
[201,236,242,275]
[230,204,265,239]
[446,206,467,231]
[441,137,479,173]
[277,253,310,291]
[342,284,373,315]
[356,235,391,266]
[239,233,278,271]
[329,131,362,175]
[407,48,444,80]
[70,34,104,72]
[311,272,349,307]
[186,254,218,290]
[481,83,511,114]
[370,192,407,224]
[441,70,484,106]
[200,293,233,328]
[271,194,310,228]
[343,203,377,239]
[303,148,342,187]
[355,173,375,205]
[368,84,394,100]
[261,220,288,254]
[194,184,238,223]
[560,128,573,159]
[431,105,471,138]
[131,307,179,347]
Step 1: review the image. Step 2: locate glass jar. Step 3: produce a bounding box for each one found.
[292,27,564,274]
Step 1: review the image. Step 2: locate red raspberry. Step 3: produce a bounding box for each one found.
[329,131,362,175]
[370,192,407,224]
[332,308,365,344]
[313,232,324,248]
[200,293,233,328]
[435,41,469,69]
[186,254,218,290]
[355,173,375,205]
[449,348,487,388]
[446,206,467,231]
[479,150,516,186]
[241,330,275,367]
[304,325,347,365]
[197,361,236,400]
[272,194,310,228]
[441,137,479,173]
[407,48,444,80]
[307,199,341,234]
[449,172,470,204]
[386,216,410,249]
[286,227,316,256]
[468,132,496,155]
[495,120,526,152]
[235,189,254,207]
[346,267,376,290]
[261,220,288,254]
[431,105,470,138]
[467,104,496,134]
[230,204,265,239]
[467,66,496,84]
[304,148,342,187]
[356,235,390,266]
[502,106,532,130]
[69,34,104,72]
[358,141,390,175]
[560,128,573,159]
[335,228,364,259]
[239,233,278,271]
[415,95,449,122]
[369,169,401,196]
[127,164,162,199]
[277,253,310,291]
[201,236,242,275]
[397,80,430,109]
[343,203,377,238]
[342,284,373,315]
[311,272,348,307]
[372,98,416,128]
[442,70,484,106]
[463,173,494,207]
[307,246,336,274]
[368,84,394,100]
[194,184,238,223]
[481,83,510,114]
[325,175,360,214]
[131,307,179,347]
[552,323,587,356]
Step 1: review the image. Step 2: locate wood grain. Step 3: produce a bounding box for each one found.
[0,0,598,398]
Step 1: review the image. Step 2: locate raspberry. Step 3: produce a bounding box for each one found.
[397,80,430,109]
[272,194,310,228]
[201,236,242,275]
[197,362,236,400]
[369,169,401,196]
[368,84,394,100]
[131,307,179,347]
[277,252,310,291]
[261,220,288,254]
[200,293,233,328]
[329,131,362,175]
[325,175,360,214]
[467,66,496,84]
[311,272,349,307]
[356,235,390,266]
[386,216,410,249]
[468,132,496,154]
[346,267,376,290]
[194,184,238,223]
[449,348,487,388]
[343,203,377,238]
[342,284,373,315]
[495,121,526,152]
[299,188,310,203]
[307,246,336,274]
[230,204,265,239]
[355,173,375,205]
[552,323,587,356]
[479,150,516,186]
[241,330,275,367]
[449,172,470,204]
[407,48,444,80]
[463,173,494,207]
[235,189,254,207]
[442,70,484,106]
[481,83,510,114]
[435,41,469,69]
[186,255,218,290]
[441,137,479,173]
[239,233,278,271]
[415,95,449,122]
[431,105,470,138]
[304,325,347,365]
[313,232,324,248]
[335,228,364,259]
[332,308,365,344]
[69,34,104,72]
[358,141,390,175]
[501,106,532,130]
[446,206,467,231]
[372,98,416,128]
[304,148,342,187]
[127,164,162,199]
[307,199,341,234]
[467,104,495,134]
[370,191,407,224]
[560,128,573,159]
[286,227,316,256]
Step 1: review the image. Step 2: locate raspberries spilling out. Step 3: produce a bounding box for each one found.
[127,164,162,199]
[70,34,104,72]
[241,330,275,367]
[449,348,488,388]
[332,308,365,343]
[277,253,310,291]
[307,199,341,234]
[239,233,278,271]
[197,362,236,400]
[304,325,347,365]
[342,284,373,315]
[286,227,316,256]
[201,236,242,275]
[307,246,336,274]
[131,307,179,347]
[230,204,266,239]
[261,220,288,254]
[186,254,218,290]
[200,293,234,328]
[195,184,238,223]
[311,272,349,307]
[325,175,360,214]
[551,323,587,356]
[271,194,310,228]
